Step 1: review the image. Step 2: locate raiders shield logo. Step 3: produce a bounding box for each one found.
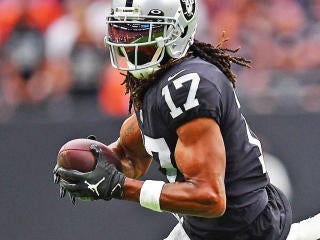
[180,0,196,20]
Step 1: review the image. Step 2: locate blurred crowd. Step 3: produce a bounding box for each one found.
[0,0,320,123]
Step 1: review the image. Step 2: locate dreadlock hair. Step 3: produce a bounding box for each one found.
[122,37,251,113]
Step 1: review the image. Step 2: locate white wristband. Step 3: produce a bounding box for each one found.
[139,180,165,212]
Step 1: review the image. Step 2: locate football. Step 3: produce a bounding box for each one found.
[57,138,122,172]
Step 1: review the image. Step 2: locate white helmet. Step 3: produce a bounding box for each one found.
[104,0,198,77]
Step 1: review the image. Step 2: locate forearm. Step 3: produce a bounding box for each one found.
[123,177,226,218]
[108,139,139,179]
[108,138,152,179]
[108,114,153,179]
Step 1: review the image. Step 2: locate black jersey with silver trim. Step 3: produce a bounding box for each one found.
[134,56,269,236]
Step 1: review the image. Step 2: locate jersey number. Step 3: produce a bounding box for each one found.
[162,73,200,118]
[143,135,177,183]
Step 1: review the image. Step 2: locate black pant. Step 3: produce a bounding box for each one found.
[185,184,292,240]
[233,184,292,240]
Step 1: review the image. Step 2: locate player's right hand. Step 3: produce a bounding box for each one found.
[54,144,126,203]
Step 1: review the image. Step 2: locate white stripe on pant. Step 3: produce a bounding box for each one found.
[163,218,190,240]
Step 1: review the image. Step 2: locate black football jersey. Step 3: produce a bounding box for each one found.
[134,56,270,237]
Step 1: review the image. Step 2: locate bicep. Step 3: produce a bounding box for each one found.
[157,117,226,217]
[110,114,152,179]
[175,117,226,192]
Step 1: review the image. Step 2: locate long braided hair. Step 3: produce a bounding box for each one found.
[122,37,251,113]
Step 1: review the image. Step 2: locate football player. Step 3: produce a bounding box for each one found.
[54,0,320,239]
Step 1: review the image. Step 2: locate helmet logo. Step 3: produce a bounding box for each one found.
[180,0,195,20]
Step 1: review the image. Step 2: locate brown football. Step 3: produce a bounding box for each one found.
[57,138,122,172]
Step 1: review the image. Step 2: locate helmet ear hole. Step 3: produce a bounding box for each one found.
[181,26,189,38]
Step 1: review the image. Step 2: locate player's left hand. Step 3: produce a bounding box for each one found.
[54,144,126,204]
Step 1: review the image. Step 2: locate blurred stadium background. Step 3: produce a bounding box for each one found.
[0,0,319,239]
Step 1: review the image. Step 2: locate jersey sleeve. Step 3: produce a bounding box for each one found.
[158,71,223,130]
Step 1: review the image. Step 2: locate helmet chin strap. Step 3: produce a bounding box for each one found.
[128,65,160,79]
[126,46,163,79]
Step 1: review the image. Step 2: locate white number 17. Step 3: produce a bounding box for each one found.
[162,73,200,119]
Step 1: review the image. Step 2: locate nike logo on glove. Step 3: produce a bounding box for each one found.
[85,177,105,196]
